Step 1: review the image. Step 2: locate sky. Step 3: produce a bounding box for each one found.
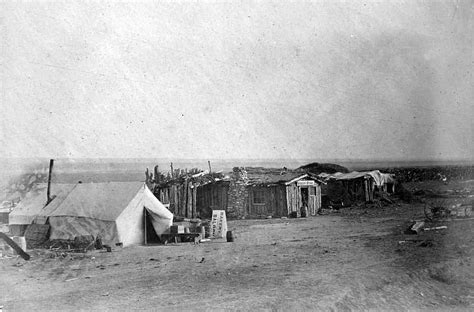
[0,0,472,161]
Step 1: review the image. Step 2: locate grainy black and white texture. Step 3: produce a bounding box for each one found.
[0,1,472,161]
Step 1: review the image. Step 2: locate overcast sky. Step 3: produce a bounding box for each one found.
[1,1,472,161]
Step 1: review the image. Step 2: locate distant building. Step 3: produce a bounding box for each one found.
[153,171,225,219]
[317,170,396,206]
[228,167,323,218]
[154,167,323,219]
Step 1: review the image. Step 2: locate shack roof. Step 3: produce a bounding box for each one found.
[155,171,225,188]
[318,171,370,180]
[317,170,395,187]
[244,168,323,186]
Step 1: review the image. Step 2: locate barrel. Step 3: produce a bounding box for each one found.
[199,226,206,238]
[226,231,234,242]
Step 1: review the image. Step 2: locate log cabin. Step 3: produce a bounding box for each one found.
[230,167,323,218]
[153,167,323,219]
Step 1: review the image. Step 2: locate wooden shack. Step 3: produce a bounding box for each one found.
[195,181,229,218]
[153,172,227,219]
[153,167,323,220]
[318,171,391,205]
[244,169,323,218]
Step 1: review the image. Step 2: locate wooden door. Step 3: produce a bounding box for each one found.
[308,186,317,216]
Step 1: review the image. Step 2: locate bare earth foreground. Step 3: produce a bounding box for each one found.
[1,181,474,311]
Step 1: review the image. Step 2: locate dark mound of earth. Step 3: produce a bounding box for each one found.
[298,162,350,174]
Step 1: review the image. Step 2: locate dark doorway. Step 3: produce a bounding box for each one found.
[144,208,160,245]
[300,187,309,217]
[301,187,309,206]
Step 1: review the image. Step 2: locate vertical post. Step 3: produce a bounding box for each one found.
[144,208,147,245]
[364,179,369,202]
[297,185,302,217]
[286,186,291,216]
[370,180,374,202]
[192,185,197,218]
[187,182,192,218]
[47,159,54,204]
[154,165,160,184]
[208,160,212,173]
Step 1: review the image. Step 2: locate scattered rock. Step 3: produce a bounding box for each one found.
[418,240,434,248]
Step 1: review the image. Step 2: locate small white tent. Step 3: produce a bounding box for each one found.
[44,182,172,247]
[8,189,47,226]
[8,184,76,234]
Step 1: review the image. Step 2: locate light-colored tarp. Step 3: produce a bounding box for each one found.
[319,171,369,181]
[9,184,76,225]
[382,173,396,185]
[8,188,47,225]
[48,216,118,244]
[143,187,173,236]
[318,170,395,187]
[366,171,385,187]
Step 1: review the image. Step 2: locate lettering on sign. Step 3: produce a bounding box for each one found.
[210,210,227,238]
[297,180,315,186]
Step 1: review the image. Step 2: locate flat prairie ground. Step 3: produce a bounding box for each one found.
[1,180,473,311]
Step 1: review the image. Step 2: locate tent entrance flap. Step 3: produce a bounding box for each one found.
[144,205,172,242]
[144,208,160,244]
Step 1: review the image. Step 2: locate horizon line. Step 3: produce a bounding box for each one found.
[1,157,473,163]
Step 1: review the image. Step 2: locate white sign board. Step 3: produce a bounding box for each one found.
[297,180,315,186]
[210,210,227,239]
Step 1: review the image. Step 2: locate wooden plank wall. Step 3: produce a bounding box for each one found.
[315,184,321,210]
[196,183,229,218]
[286,184,300,215]
[155,180,203,218]
[248,186,288,217]
[276,186,287,216]
[368,179,374,202]
[192,187,197,218]
[343,178,374,203]
[179,183,186,216]
[285,183,322,216]
[157,181,320,219]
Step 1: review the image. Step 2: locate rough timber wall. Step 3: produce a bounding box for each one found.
[286,183,300,215]
[196,182,229,218]
[247,185,287,217]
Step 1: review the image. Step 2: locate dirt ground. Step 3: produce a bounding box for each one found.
[1,180,473,311]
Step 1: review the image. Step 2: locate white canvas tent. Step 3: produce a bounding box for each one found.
[43,182,172,247]
[8,188,48,226]
[8,184,76,229]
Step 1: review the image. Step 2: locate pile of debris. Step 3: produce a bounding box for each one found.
[381,165,474,183]
[424,202,473,221]
[157,210,232,244]
[414,188,473,198]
